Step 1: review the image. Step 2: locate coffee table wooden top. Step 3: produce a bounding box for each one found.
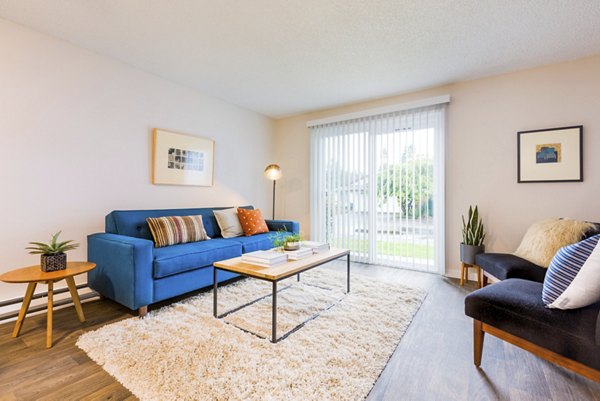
[214,248,350,281]
[0,261,96,283]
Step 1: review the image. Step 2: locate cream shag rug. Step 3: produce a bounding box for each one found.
[77,269,426,401]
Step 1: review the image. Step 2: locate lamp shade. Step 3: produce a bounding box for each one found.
[264,164,282,180]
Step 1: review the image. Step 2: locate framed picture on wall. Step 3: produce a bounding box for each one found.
[517,125,583,183]
[152,128,214,186]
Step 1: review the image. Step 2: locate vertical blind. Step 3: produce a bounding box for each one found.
[310,103,446,273]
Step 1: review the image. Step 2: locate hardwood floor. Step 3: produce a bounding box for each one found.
[0,263,599,401]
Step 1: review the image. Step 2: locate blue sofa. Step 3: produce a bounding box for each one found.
[87,206,299,315]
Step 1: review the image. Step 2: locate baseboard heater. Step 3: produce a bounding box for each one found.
[0,284,98,322]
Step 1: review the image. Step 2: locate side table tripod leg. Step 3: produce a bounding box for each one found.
[66,277,85,322]
[12,282,37,338]
[46,281,54,348]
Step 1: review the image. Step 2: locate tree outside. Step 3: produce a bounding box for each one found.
[376,146,433,219]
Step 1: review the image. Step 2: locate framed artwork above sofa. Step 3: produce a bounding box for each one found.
[517,125,583,183]
[152,128,214,186]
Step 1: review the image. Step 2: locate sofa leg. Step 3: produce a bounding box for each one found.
[474,319,485,366]
[138,306,148,318]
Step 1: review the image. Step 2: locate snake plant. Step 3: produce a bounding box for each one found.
[26,231,79,255]
[462,206,485,246]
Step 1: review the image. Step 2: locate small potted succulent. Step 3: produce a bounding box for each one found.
[26,231,79,272]
[460,205,486,264]
[271,229,303,251]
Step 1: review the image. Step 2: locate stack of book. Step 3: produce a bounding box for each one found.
[301,241,330,253]
[284,247,313,260]
[241,250,288,267]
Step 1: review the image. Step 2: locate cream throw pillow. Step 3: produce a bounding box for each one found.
[214,208,244,238]
[514,218,594,267]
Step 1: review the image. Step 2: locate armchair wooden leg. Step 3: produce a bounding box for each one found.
[460,262,465,286]
[138,306,148,318]
[474,319,485,366]
[482,274,489,287]
[477,266,482,289]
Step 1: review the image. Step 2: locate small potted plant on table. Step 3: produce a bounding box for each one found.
[26,231,79,272]
[272,230,303,251]
[460,205,485,264]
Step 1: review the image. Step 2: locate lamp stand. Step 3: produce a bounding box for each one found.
[272,180,276,219]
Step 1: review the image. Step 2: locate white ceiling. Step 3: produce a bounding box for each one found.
[1,1,600,118]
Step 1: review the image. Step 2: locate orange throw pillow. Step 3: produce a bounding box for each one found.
[237,208,269,236]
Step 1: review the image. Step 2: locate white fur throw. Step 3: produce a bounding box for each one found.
[514,218,594,267]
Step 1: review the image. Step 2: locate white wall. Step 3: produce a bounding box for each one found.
[274,55,600,278]
[0,19,275,311]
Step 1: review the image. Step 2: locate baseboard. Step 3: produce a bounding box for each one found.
[445,268,460,279]
[0,285,98,323]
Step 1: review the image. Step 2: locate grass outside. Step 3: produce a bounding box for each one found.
[343,239,434,260]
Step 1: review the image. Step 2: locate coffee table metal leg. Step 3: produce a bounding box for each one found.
[272,281,277,343]
[347,254,351,293]
[12,282,36,338]
[213,267,218,318]
[297,273,300,282]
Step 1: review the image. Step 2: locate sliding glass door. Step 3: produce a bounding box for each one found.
[310,104,445,273]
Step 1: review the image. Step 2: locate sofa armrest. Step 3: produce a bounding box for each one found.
[87,233,154,311]
[476,253,546,283]
[265,219,300,234]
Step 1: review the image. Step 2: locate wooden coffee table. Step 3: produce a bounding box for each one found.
[0,261,96,348]
[213,248,350,343]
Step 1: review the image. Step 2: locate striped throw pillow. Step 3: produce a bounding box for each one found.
[146,215,210,248]
[542,234,600,309]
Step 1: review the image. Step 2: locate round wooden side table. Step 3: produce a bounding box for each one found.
[0,261,96,348]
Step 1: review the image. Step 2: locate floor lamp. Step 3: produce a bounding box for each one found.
[264,164,282,219]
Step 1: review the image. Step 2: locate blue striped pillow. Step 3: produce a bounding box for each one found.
[542,234,600,307]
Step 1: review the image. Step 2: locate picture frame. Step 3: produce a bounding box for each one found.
[517,125,583,183]
[152,128,214,186]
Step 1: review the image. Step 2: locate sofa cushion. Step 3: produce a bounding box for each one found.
[153,265,239,304]
[476,253,546,282]
[213,207,244,238]
[583,222,600,240]
[237,208,269,236]
[227,232,275,253]
[147,215,210,247]
[514,218,595,267]
[465,279,600,370]
[543,234,600,309]
[153,239,242,279]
